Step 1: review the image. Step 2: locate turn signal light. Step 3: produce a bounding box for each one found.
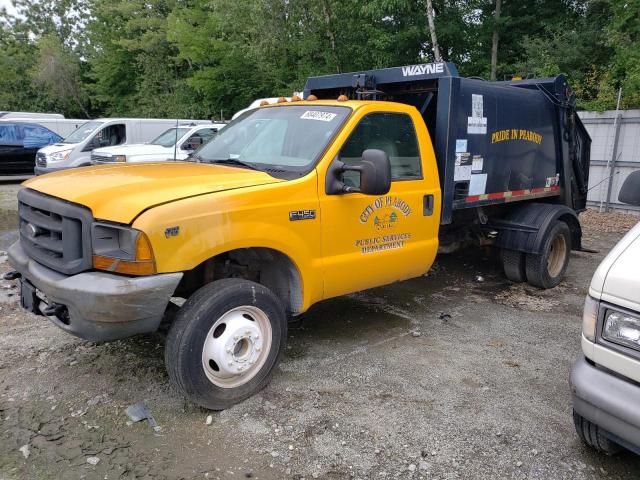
[135,232,154,261]
[93,232,156,275]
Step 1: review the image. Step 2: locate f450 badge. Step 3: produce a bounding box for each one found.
[289,210,316,221]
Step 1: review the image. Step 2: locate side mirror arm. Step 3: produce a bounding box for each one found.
[325,159,362,195]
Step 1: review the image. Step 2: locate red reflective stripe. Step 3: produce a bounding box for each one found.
[464,185,560,203]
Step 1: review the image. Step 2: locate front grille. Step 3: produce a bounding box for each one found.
[35,152,47,167]
[91,152,111,164]
[18,189,93,275]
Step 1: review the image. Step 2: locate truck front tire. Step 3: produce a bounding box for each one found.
[525,220,571,289]
[165,278,287,410]
[573,411,622,455]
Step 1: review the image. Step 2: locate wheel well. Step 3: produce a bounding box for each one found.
[175,248,303,314]
[558,212,582,250]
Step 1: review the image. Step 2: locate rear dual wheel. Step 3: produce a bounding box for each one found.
[500,220,571,289]
[165,278,287,410]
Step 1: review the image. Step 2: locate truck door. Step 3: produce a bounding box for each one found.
[319,110,441,300]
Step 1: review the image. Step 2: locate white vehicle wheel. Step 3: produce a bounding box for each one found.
[201,306,273,388]
[166,278,287,410]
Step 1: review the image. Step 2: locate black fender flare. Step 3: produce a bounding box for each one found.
[492,203,582,254]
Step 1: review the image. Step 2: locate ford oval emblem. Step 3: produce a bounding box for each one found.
[26,223,39,238]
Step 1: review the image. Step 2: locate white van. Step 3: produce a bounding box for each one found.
[0,112,65,120]
[35,118,211,175]
[571,170,640,456]
[0,118,85,138]
[90,123,226,165]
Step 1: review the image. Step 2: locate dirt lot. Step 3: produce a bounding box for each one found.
[1,180,640,480]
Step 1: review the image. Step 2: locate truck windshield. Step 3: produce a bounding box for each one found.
[151,127,190,147]
[195,105,349,176]
[62,121,103,144]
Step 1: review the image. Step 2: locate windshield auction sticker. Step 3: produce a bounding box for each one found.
[300,111,337,122]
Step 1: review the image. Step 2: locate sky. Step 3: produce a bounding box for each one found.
[0,0,17,16]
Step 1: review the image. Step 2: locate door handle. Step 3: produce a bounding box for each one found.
[423,194,434,216]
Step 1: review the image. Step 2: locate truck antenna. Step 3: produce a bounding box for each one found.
[174,117,179,162]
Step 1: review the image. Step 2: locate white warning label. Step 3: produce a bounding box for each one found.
[468,94,487,134]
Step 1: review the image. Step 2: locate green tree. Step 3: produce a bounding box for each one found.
[31,35,90,117]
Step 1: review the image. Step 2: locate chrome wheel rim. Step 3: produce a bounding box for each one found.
[201,306,273,389]
[547,234,567,278]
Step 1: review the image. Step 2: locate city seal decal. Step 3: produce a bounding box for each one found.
[359,196,412,227]
[355,196,413,254]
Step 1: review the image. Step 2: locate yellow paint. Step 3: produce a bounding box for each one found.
[23,163,283,224]
[25,100,442,313]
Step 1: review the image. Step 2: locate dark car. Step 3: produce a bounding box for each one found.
[0,122,62,174]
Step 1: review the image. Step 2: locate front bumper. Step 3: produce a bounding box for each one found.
[8,241,182,341]
[571,355,640,453]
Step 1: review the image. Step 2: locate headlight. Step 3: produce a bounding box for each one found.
[582,296,599,341]
[603,309,640,351]
[112,155,127,163]
[91,223,156,275]
[48,150,72,162]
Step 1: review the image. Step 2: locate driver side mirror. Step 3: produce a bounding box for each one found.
[82,138,99,152]
[619,170,640,206]
[182,137,203,151]
[326,149,391,196]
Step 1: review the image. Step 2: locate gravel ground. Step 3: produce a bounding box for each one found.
[0,182,639,480]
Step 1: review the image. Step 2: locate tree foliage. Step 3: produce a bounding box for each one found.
[0,0,637,119]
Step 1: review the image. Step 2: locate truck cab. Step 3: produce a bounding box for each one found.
[8,63,591,410]
[572,171,640,456]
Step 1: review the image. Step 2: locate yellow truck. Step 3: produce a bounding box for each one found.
[7,63,591,409]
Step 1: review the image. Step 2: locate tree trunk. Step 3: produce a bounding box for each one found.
[321,0,341,73]
[426,0,442,62]
[490,0,502,81]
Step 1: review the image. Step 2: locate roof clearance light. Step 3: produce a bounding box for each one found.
[259,100,269,106]
[277,97,287,103]
[307,95,318,101]
[291,95,302,102]
[337,95,348,102]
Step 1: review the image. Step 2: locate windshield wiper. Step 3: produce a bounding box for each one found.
[209,158,262,171]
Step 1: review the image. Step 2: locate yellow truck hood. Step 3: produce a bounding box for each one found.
[23,162,284,224]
